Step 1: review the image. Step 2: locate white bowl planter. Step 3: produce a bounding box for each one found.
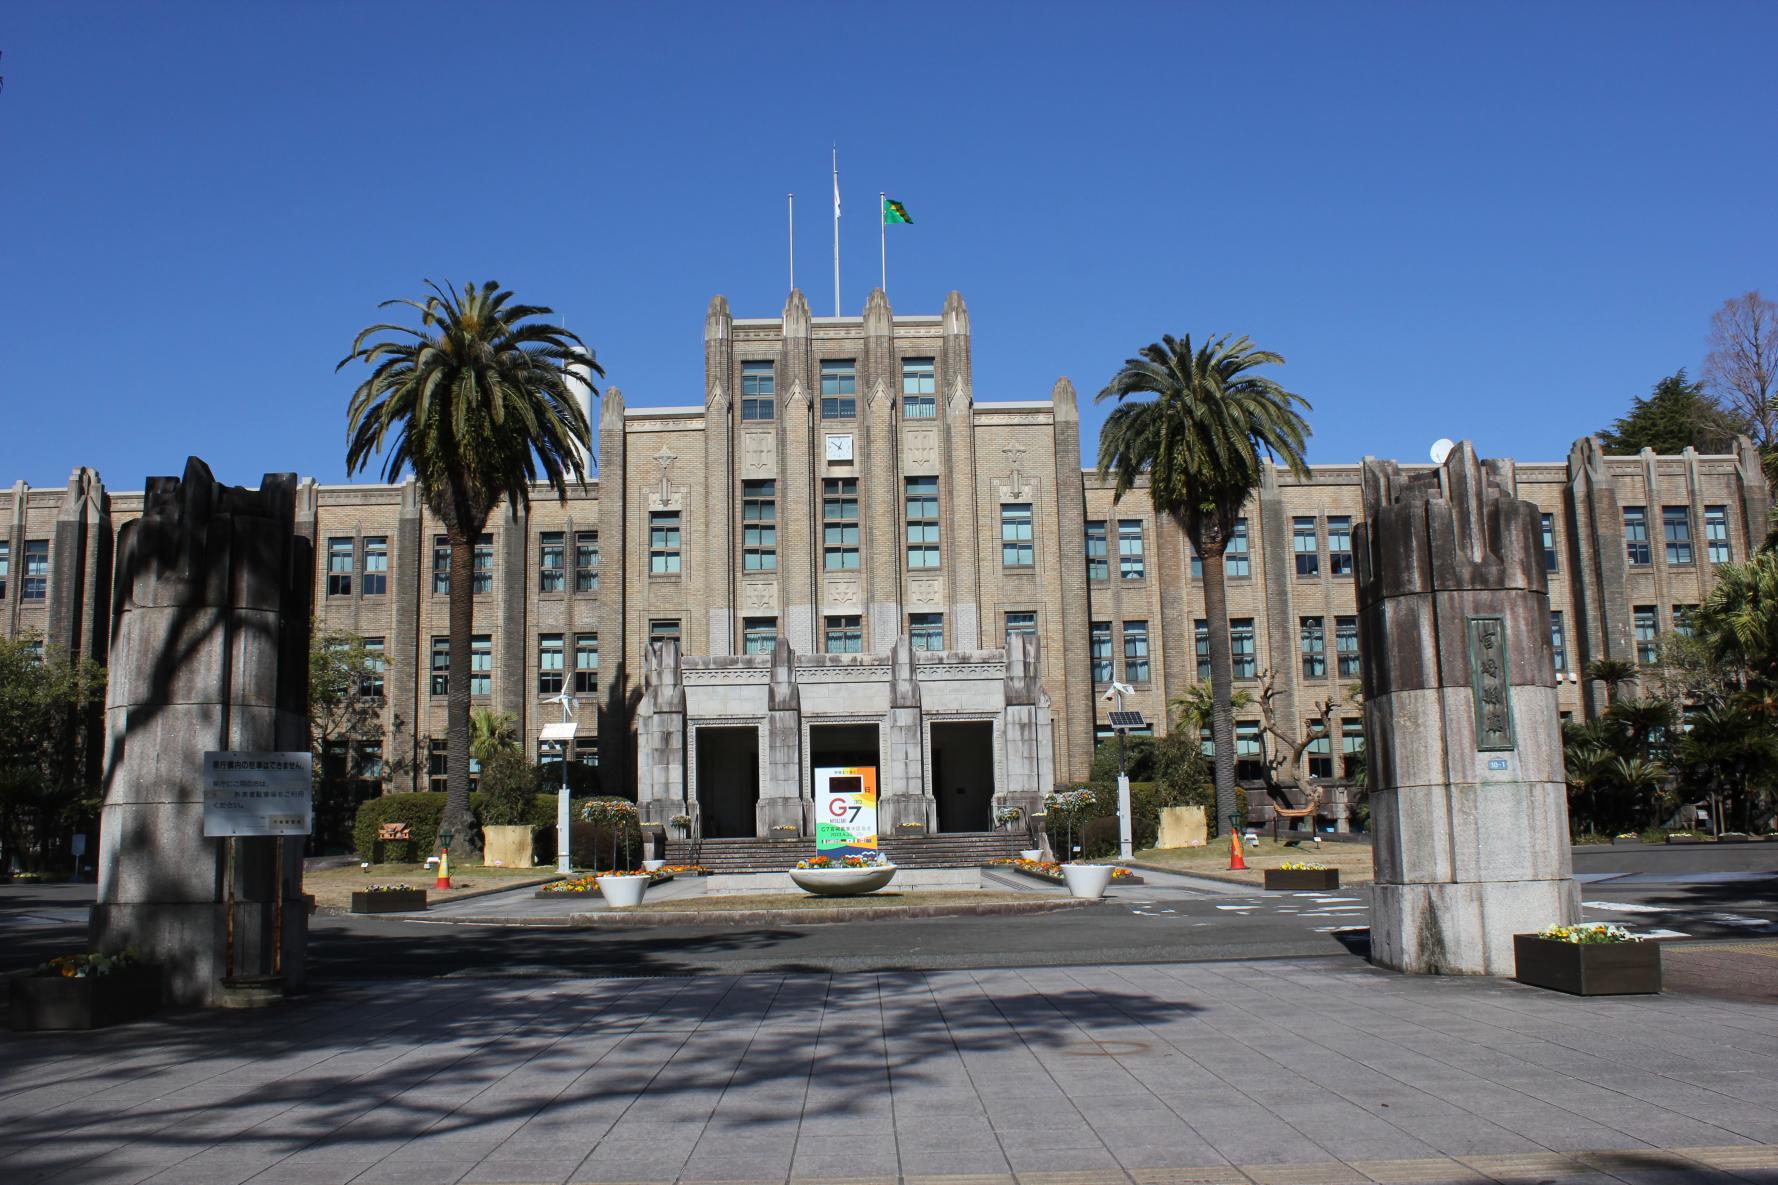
[1060,863,1114,900]
[788,865,898,896]
[597,873,651,908]
[1019,849,1043,861]
[642,859,665,872]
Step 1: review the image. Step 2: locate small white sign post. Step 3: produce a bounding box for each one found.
[1105,690,1145,861]
[541,716,579,874]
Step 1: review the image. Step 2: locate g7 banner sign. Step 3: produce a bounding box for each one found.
[815,766,878,856]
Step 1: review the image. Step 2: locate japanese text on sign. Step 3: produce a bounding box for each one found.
[202,751,314,837]
[1466,617,1517,753]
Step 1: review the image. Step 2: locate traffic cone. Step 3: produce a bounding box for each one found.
[435,847,451,891]
[1228,827,1247,871]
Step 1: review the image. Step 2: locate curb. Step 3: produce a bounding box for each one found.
[315,874,559,915]
[556,898,1093,928]
[993,864,1146,887]
[1119,858,1374,890]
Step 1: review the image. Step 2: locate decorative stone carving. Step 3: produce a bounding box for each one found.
[909,577,941,605]
[741,431,776,477]
[742,581,777,611]
[903,429,939,474]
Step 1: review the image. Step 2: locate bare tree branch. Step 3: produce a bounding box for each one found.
[1703,291,1778,446]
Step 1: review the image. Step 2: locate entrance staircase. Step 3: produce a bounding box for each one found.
[665,831,1027,874]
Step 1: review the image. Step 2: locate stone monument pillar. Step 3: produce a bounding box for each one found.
[635,639,686,827]
[881,636,932,830]
[1356,443,1578,975]
[761,636,804,833]
[1001,632,1054,813]
[92,458,311,1005]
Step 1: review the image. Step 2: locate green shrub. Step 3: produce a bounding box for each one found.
[352,793,450,863]
[480,751,541,826]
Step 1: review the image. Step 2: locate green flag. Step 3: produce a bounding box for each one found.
[883,198,912,225]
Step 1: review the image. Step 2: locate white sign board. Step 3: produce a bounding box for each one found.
[539,722,580,742]
[202,751,313,837]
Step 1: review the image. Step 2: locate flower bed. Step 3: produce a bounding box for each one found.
[795,854,887,870]
[1514,924,1659,995]
[535,866,704,896]
[11,949,161,1032]
[350,885,428,913]
[1264,863,1339,891]
[986,857,1141,885]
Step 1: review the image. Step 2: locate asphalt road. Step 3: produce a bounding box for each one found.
[4,841,1772,982]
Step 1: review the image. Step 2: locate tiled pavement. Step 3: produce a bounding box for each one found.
[5,958,1778,1185]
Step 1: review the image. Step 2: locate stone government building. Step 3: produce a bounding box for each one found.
[4,288,1770,837]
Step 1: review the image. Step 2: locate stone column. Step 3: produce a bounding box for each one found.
[778,291,817,651]
[940,292,980,648]
[1047,379,1094,783]
[47,467,111,665]
[1563,436,1631,718]
[1356,442,1577,976]
[595,387,630,796]
[635,639,685,827]
[1000,633,1053,814]
[703,296,736,654]
[881,636,932,829]
[92,458,312,1005]
[762,636,803,834]
[389,478,424,792]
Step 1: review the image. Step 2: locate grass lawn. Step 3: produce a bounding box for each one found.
[619,890,1039,913]
[1132,838,1374,886]
[304,863,558,911]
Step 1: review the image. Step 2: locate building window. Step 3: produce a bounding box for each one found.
[539,532,565,592]
[574,633,599,693]
[326,538,353,596]
[823,478,860,570]
[21,541,47,600]
[1550,611,1567,674]
[742,480,778,571]
[1195,619,1210,680]
[649,619,681,645]
[360,536,387,596]
[740,360,775,421]
[575,531,599,592]
[1705,505,1730,564]
[1623,507,1651,566]
[430,637,449,696]
[1327,516,1353,577]
[825,615,862,653]
[0,541,8,599]
[649,511,682,574]
[1085,521,1108,581]
[470,635,492,696]
[1091,622,1113,684]
[1227,519,1250,578]
[1190,544,1202,580]
[909,612,944,651]
[905,477,940,569]
[1231,618,1257,679]
[1633,605,1658,665]
[539,634,564,694]
[354,741,385,788]
[820,359,857,419]
[1005,611,1037,648]
[1307,721,1333,779]
[1342,720,1364,778]
[1301,616,1325,679]
[1336,616,1360,678]
[742,617,777,654]
[1236,722,1263,781]
[1540,514,1559,573]
[1663,506,1693,566]
[575,737,599,768]
[360,638,385,698]
[1293,517,1319,577]
[1673,604,1696,638]
[432,536,451,595]
[429,739,448,794]
[1123,621,1150,684]
[1118,520,1145,580]
[472,533,493,594]
[902,357,936,418]
[1001,503,1034,567]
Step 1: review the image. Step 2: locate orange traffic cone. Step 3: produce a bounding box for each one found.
[434,847,451,891]
[1228,828,1247,871]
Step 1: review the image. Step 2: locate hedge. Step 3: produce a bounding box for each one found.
[352,792,619,864]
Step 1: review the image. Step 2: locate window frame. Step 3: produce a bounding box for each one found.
[649,510,683,575]
[741,480,778,572]
[905,477,941,569]
[1085,521,1109,581]
[538,633,564,694]
[1292,517,1320,578]
[1117,520,1146,581]
[901,357,936,419]
[1090,621,1113,684]
[326,537,354,597]
[823,478,860,571]
[1300,615,1326,680]
[820,359,857,420]
[740,360,775,421]
[909,612,945,652]
[573,632,599,693]
[575,530,599,592]
[1326,516,1353,577]
[1000,503,1034,568]
[1623,507,1651,566]
[824,615,863,654]
[1662,506,1694,566]
[1122,620,1151,684]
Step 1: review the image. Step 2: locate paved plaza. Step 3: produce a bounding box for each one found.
[7,956,1778,1185]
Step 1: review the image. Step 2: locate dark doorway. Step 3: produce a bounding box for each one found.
[931,721,995,832]
[696,727,760,838]
[809,723,880,795]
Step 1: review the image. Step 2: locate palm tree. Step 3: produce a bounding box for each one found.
[469,708,519,766]
[1097,334,1311,834]
[1694,551,1778,692]
[1584,658,1639,704]
[341,281,600,854]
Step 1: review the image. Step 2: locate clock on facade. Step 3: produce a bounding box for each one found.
[825,434,854,462]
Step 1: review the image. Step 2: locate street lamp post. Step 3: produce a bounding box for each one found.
[1102,682,1140,860]
[543,693,580,874]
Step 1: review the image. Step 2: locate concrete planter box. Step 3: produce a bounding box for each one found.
[1265,869,1341,891]
[350,889,429,913]
[1060,863,1114,899]
[597,874,651,907]
[1513,935,1661,996]
[1665,835,1711,845]
[789,866,899,896]
[1610,837,1644,846]
[10,965,162,1031]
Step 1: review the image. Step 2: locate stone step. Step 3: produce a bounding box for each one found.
[664,831,1028,872]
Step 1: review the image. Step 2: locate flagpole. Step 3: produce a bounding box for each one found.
[880,191,887,295]
[832,144,841,316]
[788,193,795,290]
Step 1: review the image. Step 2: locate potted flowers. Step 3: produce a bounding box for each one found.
[581,799,649,906]
[1264,862,1339,891]
[669,814,692,839]
[1514,923,1660,995]
[351,883,429,913]
[789,853,898,896]
[11,948,162,1031]
[994,805,1024,832]
[1044,788,1114,899]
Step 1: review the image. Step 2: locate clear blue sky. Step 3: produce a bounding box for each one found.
[3,2,1774,491]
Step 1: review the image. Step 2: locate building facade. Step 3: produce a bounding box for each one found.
[5,287,1771,836]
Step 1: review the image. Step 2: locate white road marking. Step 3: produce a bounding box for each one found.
[1631,928,1690,939]
[1703,913,1778,932]
[1581,900,1667,914]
